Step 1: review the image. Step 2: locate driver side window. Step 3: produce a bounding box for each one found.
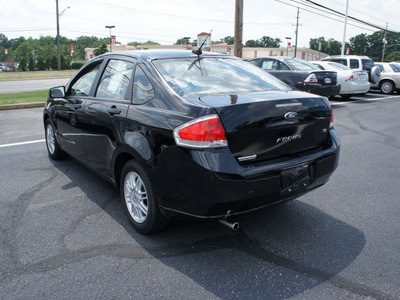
[69,62,102,96]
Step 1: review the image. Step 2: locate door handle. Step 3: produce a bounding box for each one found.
[107,106,121,116]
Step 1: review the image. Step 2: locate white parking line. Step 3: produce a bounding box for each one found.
[0,139,45,148]
[365,95,400,101]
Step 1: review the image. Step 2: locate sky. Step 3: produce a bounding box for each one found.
[1,0,400,48]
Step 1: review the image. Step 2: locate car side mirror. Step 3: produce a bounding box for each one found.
[49,86,66,98]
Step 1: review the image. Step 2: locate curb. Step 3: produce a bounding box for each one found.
[0,102,45,111]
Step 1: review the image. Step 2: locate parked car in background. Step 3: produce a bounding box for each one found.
[43,50,340,233]
[248,57,341,98]
[372,62,400,94]
[311,61,370,99]
[321,55,381,85]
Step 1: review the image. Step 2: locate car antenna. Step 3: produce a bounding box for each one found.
[192,30,213,57]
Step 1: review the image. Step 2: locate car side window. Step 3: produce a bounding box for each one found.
[249,59,260,66]
[96,59,135,100]
[132,66,155,104]
[261,59,277,70]
[350,59,359,69]
[279,61,290,70]
[69,62,102,96]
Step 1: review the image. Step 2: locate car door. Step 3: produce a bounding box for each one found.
[83,57,137,179]
[55,59,103,160]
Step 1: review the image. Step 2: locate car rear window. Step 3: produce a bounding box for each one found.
[361,59,374,71]
[328,62,351,70]
[283,58,317,70]
[152,58,290,97]
[389,63,400,72]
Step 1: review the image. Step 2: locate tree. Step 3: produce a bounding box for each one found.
[19,57,27,71]
[93,44,108,56]
[28,56,35,71]
[49,55,57,70]
[385,51,400,62]
[260,36,281,47]
[244,39,258,47]
[350,33,369,55]
[36,56,46,70]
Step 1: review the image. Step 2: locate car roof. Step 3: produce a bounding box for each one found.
[323,55,372,59]
[98,50,232,61]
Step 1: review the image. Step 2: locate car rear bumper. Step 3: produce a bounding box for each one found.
[340,81,370,95]
[151,129,340,219]
[295,83,341,97]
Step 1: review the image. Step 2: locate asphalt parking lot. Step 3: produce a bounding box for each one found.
[0,92,399,299]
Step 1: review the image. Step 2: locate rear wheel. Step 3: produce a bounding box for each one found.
[380,80,395,94]
[45,120,66,160]
[120,160,169,234]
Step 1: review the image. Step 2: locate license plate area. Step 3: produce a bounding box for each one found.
[324,78,331,84]
[281,165,311,194]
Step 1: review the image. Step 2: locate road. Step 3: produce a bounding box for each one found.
[0,93,399,299]
[0,77,71,94]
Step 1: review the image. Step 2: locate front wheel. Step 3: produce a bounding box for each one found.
[380,80,395,94]
[45,120,66,160]
[120,160,169,234]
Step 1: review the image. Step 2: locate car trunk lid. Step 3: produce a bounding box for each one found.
[191,91,332,164]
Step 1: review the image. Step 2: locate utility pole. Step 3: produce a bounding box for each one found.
[294,7,300,58]
[382,22,388,62]
[234,0,243,58]
[341,0,349,56]
[106,25,115,52]
[56,0,61,70]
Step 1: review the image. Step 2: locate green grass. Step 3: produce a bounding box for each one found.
[0,90,48,105]
[0,70,76,80]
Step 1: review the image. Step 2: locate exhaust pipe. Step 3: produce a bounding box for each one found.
[219,219,240,231]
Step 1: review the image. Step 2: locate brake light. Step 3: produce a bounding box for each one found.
[330,106,334,129]
[173,115,228,148]
[304,73,318,83]
[346,75,354,82]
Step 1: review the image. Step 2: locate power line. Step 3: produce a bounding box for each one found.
[275,0,376,33]
[304,0,399,33]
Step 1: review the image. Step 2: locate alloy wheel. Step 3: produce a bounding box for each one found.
[124,171,148,223]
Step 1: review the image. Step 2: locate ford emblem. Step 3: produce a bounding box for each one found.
[284,111,298,121]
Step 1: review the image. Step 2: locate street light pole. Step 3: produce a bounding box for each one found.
[341,0,349,56]
[56,0,60,70]
[105,25,115,52]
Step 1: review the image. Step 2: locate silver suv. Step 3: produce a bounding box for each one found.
[321,55,380,85]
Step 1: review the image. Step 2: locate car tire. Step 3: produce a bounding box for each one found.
[340,94,352,100]
[120,160,170,234]
[380,80,395,94]
[45,120,66,160]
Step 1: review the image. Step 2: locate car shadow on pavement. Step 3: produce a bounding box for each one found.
[50,157,366,299]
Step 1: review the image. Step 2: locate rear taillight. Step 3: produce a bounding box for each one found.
[346,75,354,82]
[330,106,334,129]
[173,115,228,148]
[304,73,318,83]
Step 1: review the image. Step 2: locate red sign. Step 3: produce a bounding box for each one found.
[346,47,350,55]
[70,45,74,56]
[111,35,116,45]
[288,41,292,51]
[4,48,8,55]
[183,42,187,50]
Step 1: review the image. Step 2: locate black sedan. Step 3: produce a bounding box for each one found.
[44,50,340,233]
[249,56,341,97]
